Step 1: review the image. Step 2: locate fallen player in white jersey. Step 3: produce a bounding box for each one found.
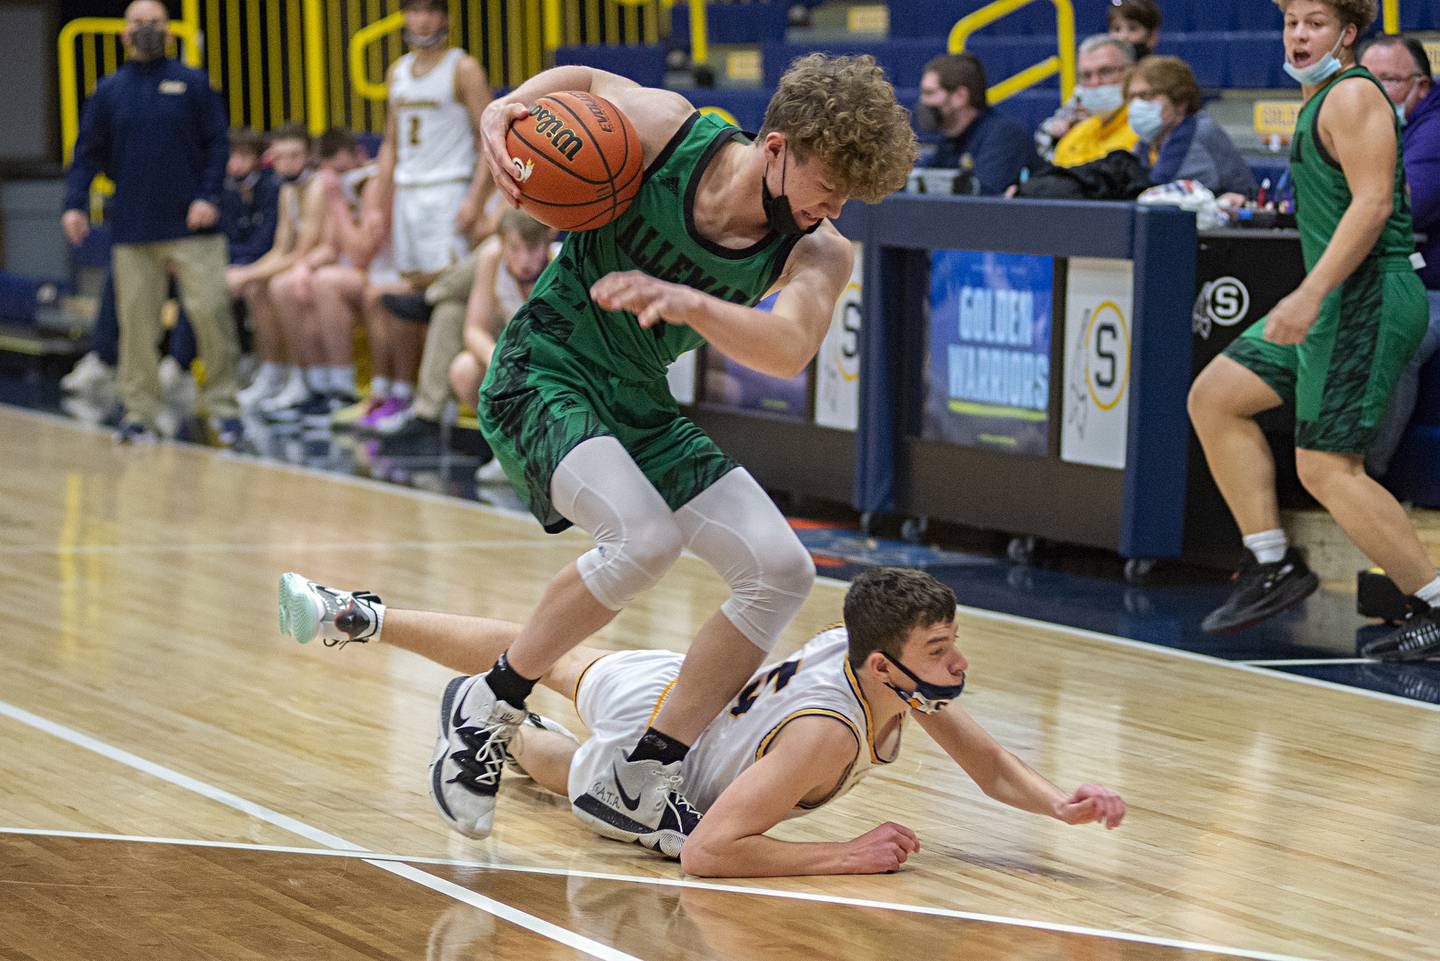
[278,566,1125,877]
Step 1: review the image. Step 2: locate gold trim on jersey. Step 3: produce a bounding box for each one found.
[570,653,614,704]
[753,709,861,761]
[841,659,881,763]
[646,677,680,728]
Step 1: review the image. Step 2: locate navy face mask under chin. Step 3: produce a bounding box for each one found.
[881,651,967,714]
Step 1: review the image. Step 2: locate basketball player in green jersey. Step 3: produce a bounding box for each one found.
[398,55,916,854]
[1189,0,1436,654]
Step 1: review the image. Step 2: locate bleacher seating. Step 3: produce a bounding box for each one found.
[555,43,669,87]
[671,1,791,48]
[1384,357,1440,508]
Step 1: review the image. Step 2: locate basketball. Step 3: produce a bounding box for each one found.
[504,91,643,232]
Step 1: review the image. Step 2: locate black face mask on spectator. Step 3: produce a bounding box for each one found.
[130,24,168,60]
[1132,41,1152,60]
[916,103,944,133]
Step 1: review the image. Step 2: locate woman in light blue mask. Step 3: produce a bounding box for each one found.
[1124,56,1256,200]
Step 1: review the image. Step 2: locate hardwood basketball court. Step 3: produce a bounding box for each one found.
[2,406,1437,961]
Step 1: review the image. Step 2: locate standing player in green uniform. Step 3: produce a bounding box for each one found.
[303,55,916,855]
[1188,0,1436,655]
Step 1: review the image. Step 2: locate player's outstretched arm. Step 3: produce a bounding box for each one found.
[590,225,852,378]
[479,66,694,205]
[916,705,1126,829]
[681,717,919,878]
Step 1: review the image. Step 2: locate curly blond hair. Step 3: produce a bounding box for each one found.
[1272,0,1377,35]
[758,54,917,203]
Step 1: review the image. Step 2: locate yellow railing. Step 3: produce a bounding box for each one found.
[949,0,1076,106]
[348,0,708,103]
[1382,0,1399,34]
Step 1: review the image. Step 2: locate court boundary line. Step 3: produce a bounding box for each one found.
[0,828,1325,961]
[0,701,640,961]
[9,405,1440,715]
[1240,658,1375,667]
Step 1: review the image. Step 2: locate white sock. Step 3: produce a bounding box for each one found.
[254,361,283,388]
[1415,575,1440,606]
[370,376,391,400]
[328,365,356,397]
[1242,529,1288,565]
[391,380,414,401]
[303,366,328,394]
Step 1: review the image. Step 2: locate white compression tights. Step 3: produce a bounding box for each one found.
[550,437,815,652]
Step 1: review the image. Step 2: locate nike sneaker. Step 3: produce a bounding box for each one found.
[277,573,383,647]
[571,749,702,859]
[429,673,526,838]
[1201,547,1318,634]
[1361,598,1440,662]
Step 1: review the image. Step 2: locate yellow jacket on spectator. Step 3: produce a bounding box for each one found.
[1053,104,1139,168]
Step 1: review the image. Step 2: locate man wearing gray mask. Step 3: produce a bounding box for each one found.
[915,53,1038,195]
[1036,35,1139,167]
[61,0,242,446]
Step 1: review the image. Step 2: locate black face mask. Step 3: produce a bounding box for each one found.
[1132,41,1152,60]
[129,23,168,60]
[761,147,818,236]
[916,103,943,133]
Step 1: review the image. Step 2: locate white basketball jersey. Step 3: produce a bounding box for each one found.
[391,48,475,186]
[682,627,902,815]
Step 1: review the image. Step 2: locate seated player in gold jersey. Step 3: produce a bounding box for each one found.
[277,567,1125,878]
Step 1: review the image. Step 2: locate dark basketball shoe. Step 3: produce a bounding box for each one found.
[571,750,702,859]
[1201,548,1319,634]
[278,573,382,647]
[1360,599,1440,662]
[429,674,526,838]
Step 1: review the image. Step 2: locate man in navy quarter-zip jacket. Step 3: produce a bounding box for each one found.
[61,0,242,443]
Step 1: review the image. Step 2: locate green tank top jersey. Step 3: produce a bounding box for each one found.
[1289,66,1414,270]
[520,111,803,383]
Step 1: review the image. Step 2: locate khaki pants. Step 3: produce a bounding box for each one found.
[113,234,239,423]
[413,247,479,421]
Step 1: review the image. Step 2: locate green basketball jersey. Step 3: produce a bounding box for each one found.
[1288,66,1414,270]
[520,111,804,383]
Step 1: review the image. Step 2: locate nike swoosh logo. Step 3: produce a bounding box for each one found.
[612,763,642,811]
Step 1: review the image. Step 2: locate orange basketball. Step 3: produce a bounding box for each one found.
[505,91,643,232]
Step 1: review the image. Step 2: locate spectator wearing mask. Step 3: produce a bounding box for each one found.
[916,53,1038,195]
[61,0,242,444]
[1042,36,1139,167]
[1126,56,1257,199]
[1359,34,1440,477]
[1108,0,1162,60]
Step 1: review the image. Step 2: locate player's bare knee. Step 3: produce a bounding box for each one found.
[1295,449,1357,502]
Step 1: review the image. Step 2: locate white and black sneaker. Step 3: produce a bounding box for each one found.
[1361,598,1440,662]
[571,750,702,859]
[429,673,526,839]
[1201,547,1318,634]
[277,572,383,647]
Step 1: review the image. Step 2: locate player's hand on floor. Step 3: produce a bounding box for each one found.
[482,100,535,206]
[591,271,698,328]
[844,822,920,874]
[1054,784,1126,829]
